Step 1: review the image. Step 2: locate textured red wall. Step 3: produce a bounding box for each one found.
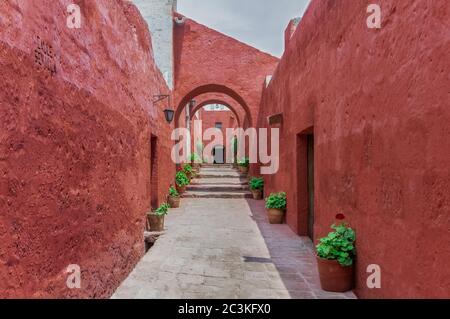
[173,14,279,129]
[0,0,174,298]
[257,0,450,298]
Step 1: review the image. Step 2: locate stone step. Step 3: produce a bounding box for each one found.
[197,172,247,179]
[198,170,240,175]
[201,164,233,168]
[190,178,248,185]
[182,191,253,199]
[187,184,249,192]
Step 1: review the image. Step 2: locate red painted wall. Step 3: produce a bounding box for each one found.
[0,0,174,298]
[257,0,450,298]
[173,14,279,128]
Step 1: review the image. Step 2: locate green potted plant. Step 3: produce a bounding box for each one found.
[237,157,250,174]
[316,221,356,292]
[147,203,170,232]
[183,164,194,180]
[249,177,264,200]
[168,186,180,208]
[265,192,286,224]
[175,171,190,194]
[189,153,202,171]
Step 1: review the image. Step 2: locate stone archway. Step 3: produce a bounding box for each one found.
[190,99,242,128]
[174,84,253,129]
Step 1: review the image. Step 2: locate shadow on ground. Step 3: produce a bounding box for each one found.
[245,199,356,299]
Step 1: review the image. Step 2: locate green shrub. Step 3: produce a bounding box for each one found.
[176,171,190,187]
[316,223,356,267]
[189,153,202,163]
[249,177,264,191]
[169,186,179,197]
[154,203,170,217]
[238,157,250,167]
[265,192,287,210]
[183,164,193,174]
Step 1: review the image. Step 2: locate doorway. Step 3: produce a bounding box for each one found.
[296,130,315,240]
[150,135,158,210]
[212,145,225,164]
[306,134,315,241]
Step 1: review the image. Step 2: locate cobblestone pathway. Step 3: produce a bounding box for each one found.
[113,196,356,299]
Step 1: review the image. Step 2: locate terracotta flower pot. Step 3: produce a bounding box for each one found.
[316,256,354,292]
[147,213,165,232]
[168,195,180,208]
[267,208,284,224]
[251,189,263,200]
[176,185,186,194]
[239,166,249,174]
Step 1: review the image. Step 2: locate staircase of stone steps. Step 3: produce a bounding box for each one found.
[183,164,253,199]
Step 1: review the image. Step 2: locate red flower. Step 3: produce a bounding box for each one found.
[335,213,346,220]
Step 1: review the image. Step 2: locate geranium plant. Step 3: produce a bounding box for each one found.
[154,203,170,217]
[237,157,250,168]
[176,171,190,187]
[316,223,356,267]
[183,164,193,174]
[169,186,179,197]
[265,192,287,210]
[249,177,264,191]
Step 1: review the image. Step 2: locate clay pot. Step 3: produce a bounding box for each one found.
[192,163,200,171]
[168,195,180,208]
[267,208,284,224]
[316,256,354,292]
[251,189,263,200]
[239,166,249,174]
[147,213,164,232]
[176,185,186,194]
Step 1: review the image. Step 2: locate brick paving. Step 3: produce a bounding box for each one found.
[112,197,356,299]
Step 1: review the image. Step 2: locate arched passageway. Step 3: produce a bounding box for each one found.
[174,84,253,129]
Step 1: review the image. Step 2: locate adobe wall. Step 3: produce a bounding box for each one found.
[257,0,449,298]
[0,0,174,297]
[173,14,279,127]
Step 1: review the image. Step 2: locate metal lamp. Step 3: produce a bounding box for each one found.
[153,94,174,124]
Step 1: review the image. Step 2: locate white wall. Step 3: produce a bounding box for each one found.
[133,0,176,89]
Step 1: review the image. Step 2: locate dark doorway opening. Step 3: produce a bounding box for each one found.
[150,135,158,210]
[306,134,315,241]
[212,145,225,164]
[296,130,315,240]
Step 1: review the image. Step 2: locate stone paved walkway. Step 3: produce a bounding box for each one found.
[112,198,356,299]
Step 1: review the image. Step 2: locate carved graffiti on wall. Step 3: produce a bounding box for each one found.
[34,36,57,75]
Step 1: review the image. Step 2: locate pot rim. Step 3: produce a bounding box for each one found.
[148,212,165,217]
[266,208,286,213]
[316,255,354,267]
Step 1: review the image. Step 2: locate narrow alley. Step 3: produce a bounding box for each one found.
[113,165,355,299]
[1,0,448,300]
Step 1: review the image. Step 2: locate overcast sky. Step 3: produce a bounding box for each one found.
[177,0,311,57]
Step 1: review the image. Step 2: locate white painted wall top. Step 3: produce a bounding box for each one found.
[133,0,176,89]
